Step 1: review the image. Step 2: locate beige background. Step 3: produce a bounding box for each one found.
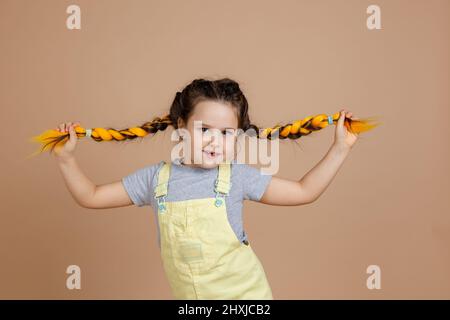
[1,0,449,299]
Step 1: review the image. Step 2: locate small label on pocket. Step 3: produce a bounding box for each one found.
[179,242,203,263]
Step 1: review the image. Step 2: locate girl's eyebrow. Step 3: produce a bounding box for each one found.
[202,123,236,130]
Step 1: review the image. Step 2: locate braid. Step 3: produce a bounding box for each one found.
[30,114,173,155]
[30,111,379,155]
[247,112,379,140]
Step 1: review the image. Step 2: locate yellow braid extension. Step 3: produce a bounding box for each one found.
[259,112,380,139]
[30,112,380,156]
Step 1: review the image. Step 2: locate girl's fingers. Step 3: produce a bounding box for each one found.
[69,124,76,137]
[56,122,80,132]
[338,110,346,126]
[58,122,77,132]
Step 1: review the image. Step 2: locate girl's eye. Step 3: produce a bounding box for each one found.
[223,130,234,136]
[200,127,234,135]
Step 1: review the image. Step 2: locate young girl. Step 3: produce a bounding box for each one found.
[34,78,376,300]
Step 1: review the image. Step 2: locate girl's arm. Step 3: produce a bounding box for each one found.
[259,110,358,206]
[55,122,133,209]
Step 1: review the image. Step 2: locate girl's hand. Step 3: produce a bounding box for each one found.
[333,109,359,151]
[54,121,80,160]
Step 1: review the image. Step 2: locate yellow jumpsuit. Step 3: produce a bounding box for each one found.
[154,160,273,299]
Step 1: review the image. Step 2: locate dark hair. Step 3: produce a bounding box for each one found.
[169,78,256,134]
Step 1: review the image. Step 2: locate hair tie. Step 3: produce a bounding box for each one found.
[328,115,333,125]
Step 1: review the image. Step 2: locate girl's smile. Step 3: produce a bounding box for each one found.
[203,149,222,159]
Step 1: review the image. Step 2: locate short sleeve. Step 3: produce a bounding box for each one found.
[121,162,162,207]
[240,164,272,202]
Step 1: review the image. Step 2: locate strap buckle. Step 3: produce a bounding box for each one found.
[214,192,226,207]
[155,195,167,213]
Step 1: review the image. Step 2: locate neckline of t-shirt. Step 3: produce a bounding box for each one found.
[169,158,235,172]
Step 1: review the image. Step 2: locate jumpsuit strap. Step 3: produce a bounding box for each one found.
[154,161,171,198]
[214,161,232,195]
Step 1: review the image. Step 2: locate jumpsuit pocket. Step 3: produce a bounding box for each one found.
[172,224,216,273]
[189,205,243,273]
[159,200,244,275]
[182,207,240,273]
[158,211,208,273]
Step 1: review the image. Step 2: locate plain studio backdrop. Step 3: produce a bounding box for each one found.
[0,0,449,299]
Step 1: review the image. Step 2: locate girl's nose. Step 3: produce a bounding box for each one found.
[208,132,221,147]
[209,136,219,147]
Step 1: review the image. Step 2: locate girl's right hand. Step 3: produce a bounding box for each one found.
[54,121,80,160]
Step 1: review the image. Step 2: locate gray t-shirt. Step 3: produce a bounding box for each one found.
[121,158,272,248]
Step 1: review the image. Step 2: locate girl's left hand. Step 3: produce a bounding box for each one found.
[333,109,359,150]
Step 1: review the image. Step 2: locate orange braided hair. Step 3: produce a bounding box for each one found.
[30,112,380,156]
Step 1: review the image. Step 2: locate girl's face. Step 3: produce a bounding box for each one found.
[177,100,239,169]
